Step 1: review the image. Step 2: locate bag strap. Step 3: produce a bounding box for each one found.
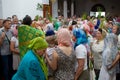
[2,30,10,44]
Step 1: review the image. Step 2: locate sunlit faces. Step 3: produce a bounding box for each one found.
[35,49,46,56]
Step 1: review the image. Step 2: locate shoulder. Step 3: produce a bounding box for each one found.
[50,48,59,59]
[21,50,39,68]
[22,50,36,61]
[11,36,17,41]
[76,44,86,50]
[75,44,87,58]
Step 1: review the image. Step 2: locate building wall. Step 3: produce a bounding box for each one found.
[1,0,119,19]
[75,0,120,17]
[0,0,2,18]
[52,0,58,18]
[1,0,43,20]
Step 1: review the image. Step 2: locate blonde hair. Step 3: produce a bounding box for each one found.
[46,35,57,47]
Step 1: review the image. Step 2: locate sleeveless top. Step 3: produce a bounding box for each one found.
[54,47,76,80]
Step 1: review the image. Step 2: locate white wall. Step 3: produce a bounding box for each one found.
[2,0,43,20]
[52,0,58,18]
[0,0,3,18]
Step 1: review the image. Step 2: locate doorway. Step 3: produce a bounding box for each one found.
[90,4,106,17]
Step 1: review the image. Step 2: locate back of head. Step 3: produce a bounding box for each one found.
[22,15,32,26]
[57,28,71,46]
[46,35,57,46]
[45,29,57,47]
[45,30,55,36]
[73,28,88,47]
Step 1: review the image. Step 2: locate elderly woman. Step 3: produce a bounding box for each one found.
[99,33,118,80]
[46,28,76,80]
[12,37,48,80]
[72,28,89,80]
[91,28,105,80]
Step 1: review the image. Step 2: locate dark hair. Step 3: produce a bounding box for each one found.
[3,19,11,24]
[72,21,77,25]
[12,15,17,19]
[98,28,102,34]
[7,17,11,20]
[22,15,32,26]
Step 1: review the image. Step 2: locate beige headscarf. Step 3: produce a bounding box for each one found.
[56,28,71,46]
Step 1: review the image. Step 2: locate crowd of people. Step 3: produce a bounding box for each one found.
[0,14,120,80]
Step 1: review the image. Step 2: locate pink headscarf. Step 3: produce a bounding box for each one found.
[57,28,71,47]
[13,26,18,37]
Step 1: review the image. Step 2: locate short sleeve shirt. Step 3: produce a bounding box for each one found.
[75,44,88,71]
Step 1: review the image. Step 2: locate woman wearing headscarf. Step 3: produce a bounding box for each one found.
[72,28,89,80]
[12,37,48,80]
[18,15,45,59]
[91,28,106,80]
[98,33,118,80]
[112,25,120,80]
[46,28,76,80]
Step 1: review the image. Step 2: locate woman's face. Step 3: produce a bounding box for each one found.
[35,49,46,56]
[112,26,117,34]
[96,30,102,40]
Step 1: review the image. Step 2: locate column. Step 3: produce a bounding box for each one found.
[63,0,67,18]
[0,0,3,18]
[71,0,74,16]
[52,0,58,18]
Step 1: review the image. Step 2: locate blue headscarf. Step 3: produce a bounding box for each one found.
[73,28,88,48]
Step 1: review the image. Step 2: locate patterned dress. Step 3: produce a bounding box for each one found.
[54,47,76,80]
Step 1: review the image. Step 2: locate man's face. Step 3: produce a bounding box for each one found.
[13,18,18,24]
[4,21,11,29]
